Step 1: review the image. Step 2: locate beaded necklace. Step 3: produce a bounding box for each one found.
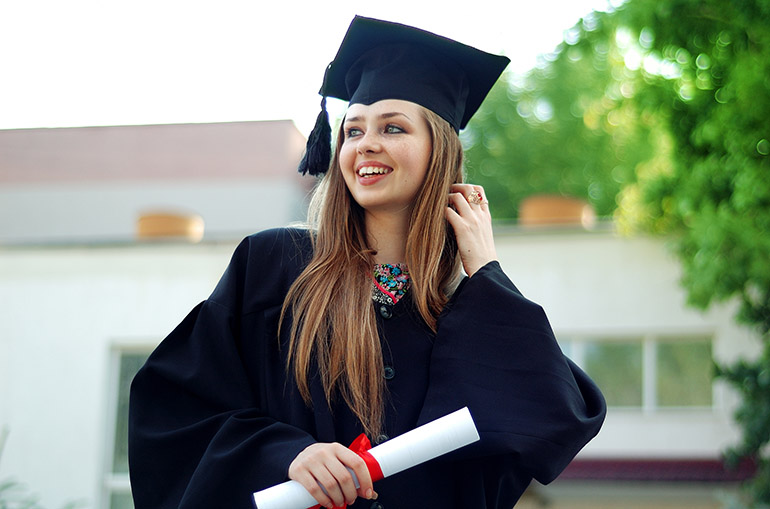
[371,263,410,305]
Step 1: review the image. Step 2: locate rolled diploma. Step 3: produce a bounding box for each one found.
[368,406,478,477]
[252,407,479,509]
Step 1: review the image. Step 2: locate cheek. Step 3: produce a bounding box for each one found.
[412,142,432,183]
[339,143,356,174]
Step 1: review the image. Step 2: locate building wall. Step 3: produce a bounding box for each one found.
[494,228,755,459]
[0,179,307,244]
[0,120,311,245]
[0,228,759,508]
[0,241,236,508]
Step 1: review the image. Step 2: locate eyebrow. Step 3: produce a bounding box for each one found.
[344,111,412,123]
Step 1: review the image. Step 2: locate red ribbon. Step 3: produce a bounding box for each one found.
[309,433,383,509]
[349,433,384,482]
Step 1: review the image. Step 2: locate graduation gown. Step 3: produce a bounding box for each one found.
[128,227,605,509]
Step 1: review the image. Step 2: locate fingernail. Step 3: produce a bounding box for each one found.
[371,491,379,500]
[365,488,373,499]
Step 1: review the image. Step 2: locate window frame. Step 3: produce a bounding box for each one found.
[102,343,154,509]
[560,330,715,412]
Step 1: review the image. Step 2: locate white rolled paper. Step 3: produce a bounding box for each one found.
[368,406,479,477]
[252,407,479,509]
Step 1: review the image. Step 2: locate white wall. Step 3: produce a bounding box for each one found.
[0,227,760,507]
[0,241,237,508]
[495,228,757,458]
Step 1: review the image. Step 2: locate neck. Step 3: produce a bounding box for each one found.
[365,209,410,264]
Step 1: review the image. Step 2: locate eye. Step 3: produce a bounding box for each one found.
[345,126,363,139]
[385,124,405,134]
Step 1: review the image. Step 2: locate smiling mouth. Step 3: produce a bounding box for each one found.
[358,166,393,177]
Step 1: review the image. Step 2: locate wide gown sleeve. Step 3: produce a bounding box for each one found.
[417,261,606,487]
[128,230,317,509]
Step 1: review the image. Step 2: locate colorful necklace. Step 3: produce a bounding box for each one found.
[371,263,410,305]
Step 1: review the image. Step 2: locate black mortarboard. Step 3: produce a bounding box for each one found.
[298,16,510,176]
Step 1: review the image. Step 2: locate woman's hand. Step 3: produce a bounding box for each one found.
[288,442,377,508]
[446,183,498,277]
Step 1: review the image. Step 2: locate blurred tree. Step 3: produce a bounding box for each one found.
[466,0,770,504]
[610,0,770,505]
[463,9,664,220]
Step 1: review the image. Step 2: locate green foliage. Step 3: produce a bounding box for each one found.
[467,0,770,504]
[715,348,770,506]
[463,9,663,220]
[616,0,770,316]
[596,0,770,505]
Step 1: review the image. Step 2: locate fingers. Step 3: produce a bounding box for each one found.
[450,183,488,208]
[445,183,498,277]
[331,448,376,503]
[340,449,375,501]
[447,185,490,225]
[288,443,377,508]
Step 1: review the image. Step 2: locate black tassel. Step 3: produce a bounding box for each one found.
[298,96,332,176]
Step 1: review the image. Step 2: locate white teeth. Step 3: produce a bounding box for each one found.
[358,166,391,176]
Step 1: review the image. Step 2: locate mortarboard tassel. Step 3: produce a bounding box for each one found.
[298,96,332,176]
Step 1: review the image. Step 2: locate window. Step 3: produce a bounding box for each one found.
[584,341,643,407]
[656,337,713,407]
[104,348,150,509]
[561,334,713,410]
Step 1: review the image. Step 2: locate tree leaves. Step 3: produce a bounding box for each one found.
[465,0,770,503]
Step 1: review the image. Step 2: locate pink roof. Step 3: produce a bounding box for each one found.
[0,120,307,184]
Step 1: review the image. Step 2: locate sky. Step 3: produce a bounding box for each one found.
[0,0,619,134]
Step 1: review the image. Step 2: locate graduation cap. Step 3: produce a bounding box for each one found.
[298,16,510,176]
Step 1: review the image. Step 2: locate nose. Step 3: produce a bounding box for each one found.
[356,130,382,154]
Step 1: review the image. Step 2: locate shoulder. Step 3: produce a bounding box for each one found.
[440,260,550,330]
[210,227,314,309]
[240,228,313,264]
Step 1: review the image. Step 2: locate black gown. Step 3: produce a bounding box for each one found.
[128,227,606,509]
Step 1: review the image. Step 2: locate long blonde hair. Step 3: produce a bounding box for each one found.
[280,107,464,437]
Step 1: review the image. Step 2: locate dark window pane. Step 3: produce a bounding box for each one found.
[656,339,713,407]
[113,352,149,473]
[584,341,642,407]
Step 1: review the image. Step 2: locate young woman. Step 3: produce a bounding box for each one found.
[129,16,606,509]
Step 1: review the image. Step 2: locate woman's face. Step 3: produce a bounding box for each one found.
[339,99,432,216]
